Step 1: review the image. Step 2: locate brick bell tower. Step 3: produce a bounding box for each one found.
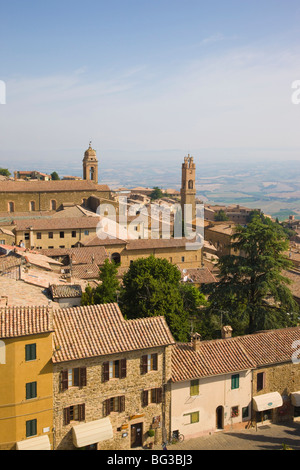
[83,141,98,183]
[181,155,196,223]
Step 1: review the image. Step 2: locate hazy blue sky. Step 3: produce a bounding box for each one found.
[1,0,300,168]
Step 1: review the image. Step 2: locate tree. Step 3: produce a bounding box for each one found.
[81,259,120,306]
[0,168,11,177]
[205,213,299,334]
[120,256,205,341]
[214,209,229,222]
[51,171,60,180]
[150,187,163,200]
[94,259,120,304]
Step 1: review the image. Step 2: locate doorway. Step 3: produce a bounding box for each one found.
[216,406,224,430]
[131,423,143,448]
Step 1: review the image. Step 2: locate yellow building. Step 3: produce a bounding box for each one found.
[0,306,54,450]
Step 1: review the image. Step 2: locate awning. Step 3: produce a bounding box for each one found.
[253,392,283,412]
[72,418,113,448]
[291,392,300,407]
[16,435,51,450]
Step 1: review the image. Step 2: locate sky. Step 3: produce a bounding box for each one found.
[1,0,300,171]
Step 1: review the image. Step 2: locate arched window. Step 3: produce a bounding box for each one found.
[8,201,15,212]
[90,167,94,180]
[50,200,57,211]
[30,201,36,211]
[111,252,121,265]
[0,340,6,365]
[188,180,194,190]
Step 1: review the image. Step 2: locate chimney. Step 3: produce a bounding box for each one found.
[191,332,201,352]
[221,325,233,339]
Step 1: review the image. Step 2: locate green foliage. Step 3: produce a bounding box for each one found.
[0,168,11,177]
[120,256,206,342]
[214,209,229,221]
[94,259,120,304]
[206,213,299,334]
[81,259,120,306]
[150,186,163,200]
[51,171,60,180]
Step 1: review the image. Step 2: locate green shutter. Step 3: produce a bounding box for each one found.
[231,374,239,390]
[190,379,199,396]
[25,344,36,361]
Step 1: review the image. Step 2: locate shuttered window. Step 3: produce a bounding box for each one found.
[141,353,158,374]
[25,343,36,361]
[190,379,199,396]
[104,359,126,381]
[61,368,87,391]
[64,404,85,425]
[26,381,37,400]
[104,396,125,416]
[26,419,37,437]
[231,374,240,390]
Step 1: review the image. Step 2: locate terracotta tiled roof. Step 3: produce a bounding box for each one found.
[14,217,101,231]
[71,263,101,279]
[52,303,175,363]
[0,306,53,338]
[180,267,217,284]
[0,180,110,193]
[83,235,126,247]
[126,238,201,251]
[171,339,255,383]
[41,246,108,266]
[283,269,300,299]
[50,284,82,299]
[235,327,300,366]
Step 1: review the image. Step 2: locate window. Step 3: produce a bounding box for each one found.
[30,201,35,211]
[26,419,37,438]
[8,202,15,213]
[141,353,158,374]
[0,240,5,245]
[242,406,249,419]
[48,246,54,249]
[48,232,53,239]
[50,200,57,211]
[64,404,85,425]
[26,382,37,400]
[36,232,42,240]
[0,340,6,364]
[142,388,163,406]
[84,230,89,236]
[184,411,199,424]
[103,359,126,382]
[60,368,87,391]
[25,343,36,361]
[72,231,77,238]
[231,374,240,390]
[190,379,199,397]
[181,256,185,262]
[231,406,239,418]
[25,233,30,241]
[60,231,64,239]
[257,372,266,392]
[104,396,125,416]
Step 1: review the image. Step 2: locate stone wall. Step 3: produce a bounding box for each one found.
[53,345,172,450]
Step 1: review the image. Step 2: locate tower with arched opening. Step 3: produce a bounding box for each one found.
[83,142,99,184]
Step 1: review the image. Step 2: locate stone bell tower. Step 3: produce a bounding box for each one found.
[181,155,196,223]
[83,142,98,183]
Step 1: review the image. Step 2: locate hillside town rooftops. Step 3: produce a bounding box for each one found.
[0,180,110,193]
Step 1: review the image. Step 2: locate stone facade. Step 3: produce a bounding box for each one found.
[53,346,172,450]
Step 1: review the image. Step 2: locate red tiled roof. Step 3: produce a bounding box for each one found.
[235,327,300,366]
[41,246,108,266]
[126,237,201,251]
[52,303,175,363]
[0,306,53,338]
[171,339,255,383]
[0,180,110,193]
[14,217,101,231]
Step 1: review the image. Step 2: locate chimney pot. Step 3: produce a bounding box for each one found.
[191,332,201,351]
[221,325,233,339]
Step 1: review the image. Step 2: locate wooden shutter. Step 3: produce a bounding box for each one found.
[103,362,109,382]
[156,388,163,404]
[73,368,80,387]
[64,407,71,425]
[119,395,125,413]
[103,399,110,417]
[79,404,85,422]
[142,390,149,407]
[120,359,127,379]
[141,355,148,375]
[79,368,87,387]
[152,353,158,371]
[61,370,68,391]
